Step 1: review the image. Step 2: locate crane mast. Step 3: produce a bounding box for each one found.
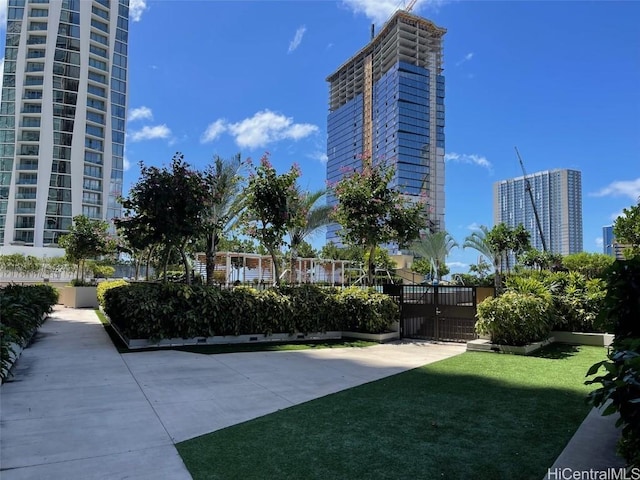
[515,147,548,252]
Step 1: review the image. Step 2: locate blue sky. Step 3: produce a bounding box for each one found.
[3,0,639,273]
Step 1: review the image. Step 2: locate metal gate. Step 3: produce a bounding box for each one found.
[384,285,483,342]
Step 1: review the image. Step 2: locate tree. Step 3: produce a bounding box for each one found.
[117,153,206,284]
[614,200,640,258]
[410,231,458,283]
[58,215,114,283]
[319,242,363,262]
[242,153,301,285]
[562,252,615,279]
[200,154,246,285]
[332,161,425,284]
[463,225,500,289]
[286,187,332,283]
[469,256,491,278]
[412,257,449,280]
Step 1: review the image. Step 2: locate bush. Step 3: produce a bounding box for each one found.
[103,283,397,340]
[476,291,552,346]
[97,279,129,308]
[586,257,640,467]
[335,287,398,334]
[1,284,58,381]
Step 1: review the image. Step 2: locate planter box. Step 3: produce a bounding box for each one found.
[550,331,614,347]
[342,330,400,343]
[466,337,553,355]
[108,321,343,349]
[60,286,98,309]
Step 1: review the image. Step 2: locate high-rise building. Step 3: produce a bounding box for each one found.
[0,0,129,255]
[603,225,629,259]
[493,169,583,255]
[325,10,446,248]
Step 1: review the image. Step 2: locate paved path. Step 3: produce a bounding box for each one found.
[0,307,465,479]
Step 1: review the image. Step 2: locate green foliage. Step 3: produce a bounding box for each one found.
[562,252,614,279]
[58,215,115,282]
[586,342,640,467]
[613,200,640,258]
[89,263,115,279]
[334,286,398,333]
[476,291,552,346]
[519,248,562,271]
[410,231,458,282]
[596,257,640,338]
[319,242,363,261]
[103,283,395,340]
[1,284,58,381]
[332,161,425,284]
[97,279,129,308]
[242,154,301,284]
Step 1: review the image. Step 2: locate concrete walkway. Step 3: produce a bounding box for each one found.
[0,307,465,479]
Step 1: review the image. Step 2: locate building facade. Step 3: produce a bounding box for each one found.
[603,225,629,260]
[0,0,129,255]
[325,10,446,248]
[493,169,583,255]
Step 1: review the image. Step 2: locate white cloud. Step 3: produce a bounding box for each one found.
[445,152,492,171]
[128,106,153,122]
[592,178,640,201]
[129,0,148,22]
[466,222,482,230]
[308,151,329,164]
[455,52,474,67]
[201,110,318,149]
[129,124,171,142]
[341,0,442,25]
[595,237,603,248]
[201,119,228,144]
[288,25,307,54]
[447,261,468,269]
[611,211,625,222]
[0,0,6,25]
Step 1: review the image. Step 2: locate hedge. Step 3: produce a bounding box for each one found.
[103,283,398,341]
[1,284,59,381]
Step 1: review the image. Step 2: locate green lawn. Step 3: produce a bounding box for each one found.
[177,344,605,480]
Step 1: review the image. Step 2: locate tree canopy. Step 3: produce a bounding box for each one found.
[614,199,640,258]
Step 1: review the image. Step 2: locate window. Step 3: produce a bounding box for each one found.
[87,111,104,124]
[83,178,102,191]
[84,151,103,164]
[87,98,105,110]
[91,5,108,20]
[82,205,101,218]
[51,160,69,173]
[29,7,48,17]
[89,57,107,71]
[17,158,38,170]
[27,48,45,58]
[25,61,44,72]
[21,131,40,141]
[27,35,46,44]
[88,71,107,84]
[89,44,107,58]
[88,84,106,97]
[84,165,102,177]
[86,124,103,137]
[85,137,103,151]
[91,19,108,33]
[90,31,108,45]
[83,191,101,204]
[19,145,39,156]
[49,174,71,188]
[17,172,38,184]
[24,75,43,86]
[29,21,47,30]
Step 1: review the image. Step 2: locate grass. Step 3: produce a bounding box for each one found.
[177,343,605,480]
[93,308,377,354]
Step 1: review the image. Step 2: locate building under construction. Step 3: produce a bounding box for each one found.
[325,9,447,246]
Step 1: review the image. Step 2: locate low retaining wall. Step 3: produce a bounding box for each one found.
[466,331,613,356]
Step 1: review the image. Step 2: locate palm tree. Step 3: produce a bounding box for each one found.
[463,225,500,291]
[411,231,458,283]
[286,187,332,283]
[201,154,245,285]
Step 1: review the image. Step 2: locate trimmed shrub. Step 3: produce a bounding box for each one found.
[103,283,398,340]
[97,279,129,308]
[1,284,58,381]
[476,291,552,346]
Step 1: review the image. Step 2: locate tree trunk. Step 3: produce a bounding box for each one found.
[289,248,298,284]
[180,240,191,285]
[205,233,216,286]
[367,244,376,286]
[269,248,281,286]
[162,246,172,284]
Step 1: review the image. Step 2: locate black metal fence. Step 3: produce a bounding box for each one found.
[383,285,491,343]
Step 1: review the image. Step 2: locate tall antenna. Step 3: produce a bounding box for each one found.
[515,147,547,252]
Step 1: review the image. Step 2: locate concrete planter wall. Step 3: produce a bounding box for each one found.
[342,331,400,343]
[467,338,553,355]
[60,286,98,309]
[550,331,614,347]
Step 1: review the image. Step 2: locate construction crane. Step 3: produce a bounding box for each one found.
[405,0,418,12]
[515,147,547,252]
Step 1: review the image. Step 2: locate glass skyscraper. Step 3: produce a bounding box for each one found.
[0,0,129,254]
[325,10,446,248]
[493,169,583,255]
